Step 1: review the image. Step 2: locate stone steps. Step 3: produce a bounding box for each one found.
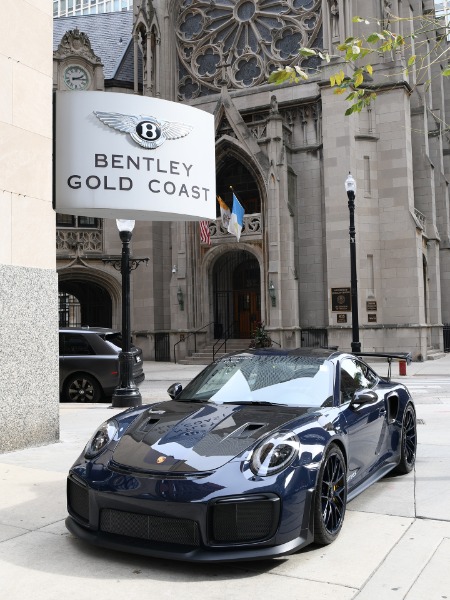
[177,339,252,365]
[426,348,446,360]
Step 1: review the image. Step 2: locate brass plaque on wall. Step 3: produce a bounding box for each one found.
[337,313,347,323]
[366,300,377,311]
[368,314,377,323]
[332,288,351,312]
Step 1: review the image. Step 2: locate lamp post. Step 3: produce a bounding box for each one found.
[112,219,142,408]
[345,173,361,353]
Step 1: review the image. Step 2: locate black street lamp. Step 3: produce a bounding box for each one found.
[345,173,361,353]
[112,219,143,408]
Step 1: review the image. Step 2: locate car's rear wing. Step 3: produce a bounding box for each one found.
[354,352,412,381]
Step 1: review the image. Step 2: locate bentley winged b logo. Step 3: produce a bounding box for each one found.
[93,111,193,149]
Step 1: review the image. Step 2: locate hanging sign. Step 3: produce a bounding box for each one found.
[54,91,216,221]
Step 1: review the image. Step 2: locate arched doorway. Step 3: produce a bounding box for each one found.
[58,279,112,328]
[213,250,261,339]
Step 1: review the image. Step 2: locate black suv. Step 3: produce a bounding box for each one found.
[59,327,145,402]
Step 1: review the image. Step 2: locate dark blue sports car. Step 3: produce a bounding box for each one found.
[66,348,417,562]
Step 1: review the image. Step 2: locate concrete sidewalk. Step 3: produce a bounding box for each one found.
[0,356,449,599]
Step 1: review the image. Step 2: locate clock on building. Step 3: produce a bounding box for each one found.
[63,65,90,90]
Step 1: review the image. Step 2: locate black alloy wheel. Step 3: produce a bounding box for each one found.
[314,444,347,545]
[395,404,417,474]
[63,373,101,403]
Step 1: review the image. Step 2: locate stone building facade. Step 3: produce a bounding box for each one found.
[1,1,59,452]
[54,0,450,362]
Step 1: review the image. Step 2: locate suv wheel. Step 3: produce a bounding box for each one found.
[63,373,101,403]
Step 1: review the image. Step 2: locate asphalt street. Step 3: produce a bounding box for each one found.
[1,356,449,600]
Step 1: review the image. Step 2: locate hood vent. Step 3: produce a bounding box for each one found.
[139,417,161,433]
[227,422,267,440]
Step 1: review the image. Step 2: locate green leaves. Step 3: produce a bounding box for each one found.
[344,91,377,115]
[367,32,386,43]
[267,10,450,117]
[268,65,309,85]
[299,48,317,57]
[354,71,364,87]
[268,69,293,85]
[329,62,377,114]
[330,70,345,87]
[352,16,370,25]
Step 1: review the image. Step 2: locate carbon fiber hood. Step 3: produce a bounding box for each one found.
[112,401,310,473]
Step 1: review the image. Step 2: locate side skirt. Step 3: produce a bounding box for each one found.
[347,461,397,503]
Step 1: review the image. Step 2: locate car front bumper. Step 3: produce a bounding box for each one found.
[66,464,316,562]
[65,514,312,562]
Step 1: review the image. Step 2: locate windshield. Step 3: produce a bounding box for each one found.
[177,354,334,407]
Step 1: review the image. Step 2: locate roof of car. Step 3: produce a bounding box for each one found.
[59,327,119,334]
[222,347,339,360]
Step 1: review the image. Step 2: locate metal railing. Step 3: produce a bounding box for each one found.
[173,321,214,364]
[301,328,328,348]
[444,324,450,352]
[212,321,237,362]
[155,333,170,362]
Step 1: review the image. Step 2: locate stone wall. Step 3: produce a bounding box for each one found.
[0,266,59,452]
[0,1,59,452]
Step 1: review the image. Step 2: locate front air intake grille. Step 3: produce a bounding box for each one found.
[100,509,200,547]
[67,478,89,522]
[210,497,280,543]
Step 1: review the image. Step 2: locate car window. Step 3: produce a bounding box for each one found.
[100,332,135,350]
[60,333,95,356]
[340,358,375,402]
[102,332,123,349]
[177,354,334,407]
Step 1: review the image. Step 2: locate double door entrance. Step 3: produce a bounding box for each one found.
[213,251,261,339]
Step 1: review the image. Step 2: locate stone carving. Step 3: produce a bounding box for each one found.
[329,0,339,40]
[383,0,392,29]
[54,27,102,63]
[270,94,279,114]
[176,0,323,99]
[56,229,103,253]
[208,213,262,241]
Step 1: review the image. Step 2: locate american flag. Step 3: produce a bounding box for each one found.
[199,220,211,245]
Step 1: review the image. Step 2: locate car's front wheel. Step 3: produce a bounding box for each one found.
[62,373,101,403]
[313,444,347,545]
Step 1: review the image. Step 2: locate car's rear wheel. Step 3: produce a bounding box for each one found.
[395,404,417,474]
[63,373,101,403]
[313,444,347,545]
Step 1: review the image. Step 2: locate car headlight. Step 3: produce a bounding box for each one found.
[250,432,300,476]
[84,419,119,459]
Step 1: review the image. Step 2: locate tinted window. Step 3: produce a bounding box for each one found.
[101,332,136,350]
[60,333,94,356]
[340,358,375,402]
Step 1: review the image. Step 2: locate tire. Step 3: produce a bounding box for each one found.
[313,444,347,545]
[394,404,417,474]
[63,373,101,403]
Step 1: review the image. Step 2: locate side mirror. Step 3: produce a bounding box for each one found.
[167,383,183,400]
[351,390,378,406]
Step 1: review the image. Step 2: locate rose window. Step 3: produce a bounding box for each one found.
[176,0,323,100]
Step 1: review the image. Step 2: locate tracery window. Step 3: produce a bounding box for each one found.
[176,0,323,100]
